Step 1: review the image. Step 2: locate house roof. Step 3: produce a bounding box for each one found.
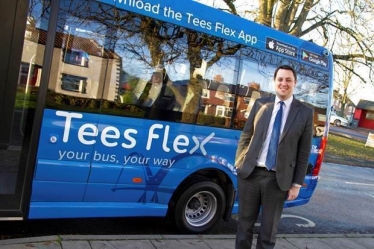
[25,26,118,59]
[356,99,374,111]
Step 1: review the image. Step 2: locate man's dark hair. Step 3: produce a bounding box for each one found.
[273,65,297,81]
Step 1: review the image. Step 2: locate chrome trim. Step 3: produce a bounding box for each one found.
[0,217,23,221]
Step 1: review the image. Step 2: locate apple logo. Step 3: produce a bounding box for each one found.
[268,40,275,49]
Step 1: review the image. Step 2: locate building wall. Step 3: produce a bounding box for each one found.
[21,39,120,101]
[357,109,374,130]
[332,98,355,119]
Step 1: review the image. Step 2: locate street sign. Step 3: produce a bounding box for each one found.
[365,132,374,148]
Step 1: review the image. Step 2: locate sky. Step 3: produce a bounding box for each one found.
[349,83,374,104]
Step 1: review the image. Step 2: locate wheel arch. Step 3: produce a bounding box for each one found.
[167,168,236,223]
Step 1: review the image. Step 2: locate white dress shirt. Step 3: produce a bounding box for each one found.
[257,96,293,169]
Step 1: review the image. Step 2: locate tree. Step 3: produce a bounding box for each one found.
[334,60,357,115]
[44,0,245,122]
[208,0,374,86]
[333,15,364,114]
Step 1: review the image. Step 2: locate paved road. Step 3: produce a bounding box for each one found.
[279,162,374,234]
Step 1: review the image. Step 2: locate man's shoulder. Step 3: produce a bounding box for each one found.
[293,98,313,113]
[295,98,311,107]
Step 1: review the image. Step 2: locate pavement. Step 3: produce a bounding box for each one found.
[1,234,374,249]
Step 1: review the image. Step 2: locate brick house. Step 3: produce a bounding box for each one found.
[352,99,374,129]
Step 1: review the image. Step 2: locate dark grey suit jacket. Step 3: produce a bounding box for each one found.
[235,96,313,191]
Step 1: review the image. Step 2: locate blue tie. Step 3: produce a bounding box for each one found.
[266,101,284,170]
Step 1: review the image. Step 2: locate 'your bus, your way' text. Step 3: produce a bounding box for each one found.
[57,150,176,167]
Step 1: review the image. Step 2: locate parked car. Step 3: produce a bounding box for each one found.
[330,112,349,127]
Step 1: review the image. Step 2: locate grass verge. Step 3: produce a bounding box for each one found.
[324,133,374,168]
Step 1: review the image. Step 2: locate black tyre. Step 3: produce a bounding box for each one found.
[173,181,226,234]
[334,119,341,126]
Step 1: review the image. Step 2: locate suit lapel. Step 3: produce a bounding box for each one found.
[280,98,300,142]
[259,100,274,141]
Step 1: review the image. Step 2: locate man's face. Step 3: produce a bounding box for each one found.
[273,69,296,100]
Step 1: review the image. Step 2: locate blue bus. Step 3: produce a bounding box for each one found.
[0,0,333,233]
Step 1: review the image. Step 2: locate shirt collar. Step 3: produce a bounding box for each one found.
[275,95,293,107]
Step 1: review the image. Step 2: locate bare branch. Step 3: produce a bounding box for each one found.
[221,0,238,15]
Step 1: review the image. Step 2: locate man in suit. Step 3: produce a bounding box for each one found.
[235,65,313,249]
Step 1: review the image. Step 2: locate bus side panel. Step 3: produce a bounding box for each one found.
[30,109,97,205]
[29,202,167,219]
[83,112,238,204]
[31,160,90,202]
[29,109,238,219]
[34,159,90,182]
[30,182,87,202]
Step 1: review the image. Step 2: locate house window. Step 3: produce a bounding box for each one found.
[365,112,374,120]
[216,106,233,117]
[18,63,29,86]
[63,49,89,67]
[202,88,210,98]
[216,106,225,117]
[61,74,87,94]
[225,107,233,117]
[224,93,235,102]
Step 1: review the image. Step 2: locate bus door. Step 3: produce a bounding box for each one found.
[27,0,106,218]
[0,0,37,219]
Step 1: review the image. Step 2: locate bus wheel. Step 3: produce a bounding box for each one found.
[174,181,226,234]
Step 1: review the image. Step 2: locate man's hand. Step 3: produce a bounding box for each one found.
[287,186,301,201]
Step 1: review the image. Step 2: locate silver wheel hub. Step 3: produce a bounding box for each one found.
[184,191,217,227]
